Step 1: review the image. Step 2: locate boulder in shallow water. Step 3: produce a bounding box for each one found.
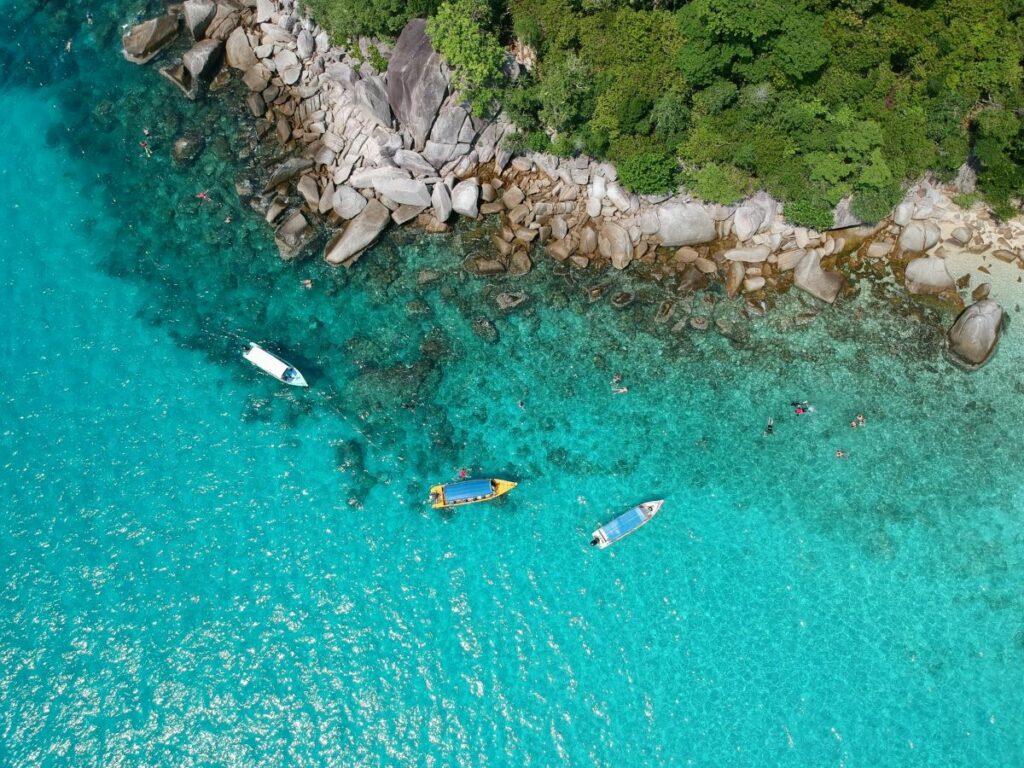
[946,300,1005,370]
[171,132,204,164]
[599,221,633,270]
[387,19,450,149]
[899,221,940,252]
[274,210,315,261]
[123,15,180,64]
[904,256,955,295]
[794,249,844,303]
[183,0,216,39]
[324,200,391,266]
[496,292,528,310]
[183,39,224,84]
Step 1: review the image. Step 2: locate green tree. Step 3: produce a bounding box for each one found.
[426,0,505,115]
[618,152,679,194]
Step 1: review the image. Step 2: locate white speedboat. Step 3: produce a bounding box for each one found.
[590,500,664,549]
[242,342,308,387]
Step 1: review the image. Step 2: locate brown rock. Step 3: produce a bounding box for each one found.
[971,282,991,301]
[726,261,744,298]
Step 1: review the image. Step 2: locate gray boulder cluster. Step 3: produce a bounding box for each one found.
[125,0,1016,368]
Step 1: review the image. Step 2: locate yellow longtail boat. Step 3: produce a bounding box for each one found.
[428,478,517,509]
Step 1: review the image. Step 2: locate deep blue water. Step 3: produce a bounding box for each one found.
[1,3,1023,766]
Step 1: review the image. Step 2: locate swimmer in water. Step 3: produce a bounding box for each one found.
[835,450,847,459]
[764,417,774,436]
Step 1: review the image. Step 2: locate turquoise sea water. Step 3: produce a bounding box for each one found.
[2,3,1024,766]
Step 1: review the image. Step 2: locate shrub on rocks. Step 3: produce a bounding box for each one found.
[618,152,678,195]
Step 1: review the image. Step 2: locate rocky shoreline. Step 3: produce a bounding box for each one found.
[123,0,1021,369]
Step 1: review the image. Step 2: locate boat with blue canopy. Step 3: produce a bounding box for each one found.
[590,500,664,549]
[428,478,517,509]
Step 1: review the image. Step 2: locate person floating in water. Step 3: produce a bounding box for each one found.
[791,400,814,415]
[849,413,866,428]
[613,386,628,395]
[517,400,524,409]
[764,417,774,436]
[139,140,151,158]
[835,450,847,459]
[458,468,468,479]
[197,191,209,201]
[301,278,313,289]
[612,373,623,386]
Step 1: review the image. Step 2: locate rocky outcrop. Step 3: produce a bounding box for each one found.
[324,200,391,266]
[123,15,180,64]
[946,300,1005,370]
[904,256,955,295]
[386,19,449,149]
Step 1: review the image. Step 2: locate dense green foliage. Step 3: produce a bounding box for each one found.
[306,0,1024,223]
[303,0,439,39]
[426,0,506,115]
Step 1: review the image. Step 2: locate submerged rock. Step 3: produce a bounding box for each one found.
[472,317,499,343]
[123,15,180,64]
[496,291,528,310]
[171,132,204,164]
[946,300,1005,370]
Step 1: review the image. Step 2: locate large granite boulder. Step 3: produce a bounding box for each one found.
[183,0,216,40]
[794,250,844,303]
[451,179,480,218]
[732,205,764,242]
[274,49,302,86]
[946,300,1005,370]
[430,106,468,145]
[373,177,432,207]
[386,19,449,150]
[904,256,955,295]
[332,185,367,219]
[656,203,716,247]
[225,26,256,70]
[183,39,224,83]
[324,200,391,266]
[354,77,393,128]
[394,149,437,177]
[599,221,634,270]
[123,15,180,64]
[431,182,452,222]
[899,221,941,252]
[296,29,315,60]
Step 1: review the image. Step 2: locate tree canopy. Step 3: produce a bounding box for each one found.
[306,0,1024,224]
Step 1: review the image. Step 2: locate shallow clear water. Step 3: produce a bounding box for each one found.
[1,3,1023,766]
